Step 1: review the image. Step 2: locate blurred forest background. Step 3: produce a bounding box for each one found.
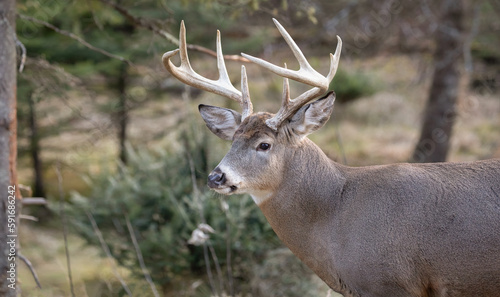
[1,0,499,296]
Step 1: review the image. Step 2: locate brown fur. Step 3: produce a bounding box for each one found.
[258,137,500,297]
[233,112,276,141]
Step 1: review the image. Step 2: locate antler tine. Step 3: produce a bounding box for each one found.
[241,19,342,131]
[241,65,253,120]
[215,28,235,91]
[241,18,329,88]
[162,21,253,119]
[327,35,342,82]
[281,63,291,107]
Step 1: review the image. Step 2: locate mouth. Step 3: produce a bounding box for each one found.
[210,184,239,195]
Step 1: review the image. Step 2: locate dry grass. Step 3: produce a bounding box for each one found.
[18,223,123,296]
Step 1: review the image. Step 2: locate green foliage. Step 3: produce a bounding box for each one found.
[252,249,331,297]
[329,68,377,104]
[67,123,280,293]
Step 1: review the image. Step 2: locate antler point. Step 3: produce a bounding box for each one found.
[162,49,180,60]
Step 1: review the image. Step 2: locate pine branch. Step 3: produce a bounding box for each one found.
[98,0,249,62]
[17,14,132,65]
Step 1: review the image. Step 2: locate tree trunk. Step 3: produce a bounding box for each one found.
[29,94,45,198]
[412,0,464,163]
[117,62,128,165]
[0,0,20,296]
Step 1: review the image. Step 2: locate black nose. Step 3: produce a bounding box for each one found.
[208,168,226,188]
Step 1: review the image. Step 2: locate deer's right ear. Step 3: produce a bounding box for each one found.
[199,104,242,141]
[286,91,335,139]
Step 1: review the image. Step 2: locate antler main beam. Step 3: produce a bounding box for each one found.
[242,18,342,131]
[162,21,253,120]
[162,19,341,130]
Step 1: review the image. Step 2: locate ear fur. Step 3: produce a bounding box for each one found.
[287,91,336,138]
[199,104,242,141]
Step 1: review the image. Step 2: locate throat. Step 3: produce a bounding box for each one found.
[250,190,274,205]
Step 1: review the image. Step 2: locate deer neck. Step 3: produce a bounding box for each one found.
[256,138,346,290]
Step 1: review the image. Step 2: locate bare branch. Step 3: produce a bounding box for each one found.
[99,0,177,42]
[21,197,47,205]
[98,0,248,62]
[183,136,217,295]
[207,241,225,295]
[86,210,133,296]
[124,213,160,297]
[19,214,38,221]
[17,14,132,66]
[224,209,234,296]
[18,253,42,289]
[464,4,481,73]
[55,163,76,297]
[15,36,26,72]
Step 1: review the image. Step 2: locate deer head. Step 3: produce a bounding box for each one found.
[162,19,341,204]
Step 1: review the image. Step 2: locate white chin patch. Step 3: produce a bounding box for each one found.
[213,186,236,195]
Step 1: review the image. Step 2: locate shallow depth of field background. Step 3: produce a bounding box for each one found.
[11,0,500,296]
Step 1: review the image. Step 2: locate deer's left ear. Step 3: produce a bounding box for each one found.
[286,91,335,138]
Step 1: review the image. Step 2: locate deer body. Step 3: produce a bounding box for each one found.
[162,19,500,297]
[258,134,500,297]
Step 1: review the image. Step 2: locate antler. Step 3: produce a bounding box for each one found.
[162,21,253,120]
[241,18,342,131]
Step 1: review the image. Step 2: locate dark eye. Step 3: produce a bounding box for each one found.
[258,143,271,151]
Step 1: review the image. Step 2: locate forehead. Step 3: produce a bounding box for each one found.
[233,112,276,140]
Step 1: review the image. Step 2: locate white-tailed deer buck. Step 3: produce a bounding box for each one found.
[163,19,500,297]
